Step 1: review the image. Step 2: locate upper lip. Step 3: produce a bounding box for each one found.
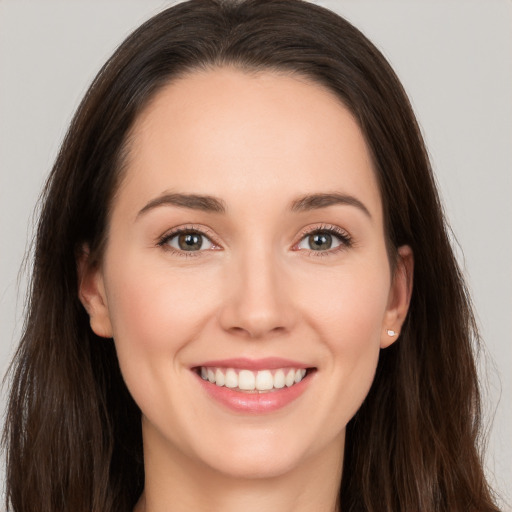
[192,357,313,370]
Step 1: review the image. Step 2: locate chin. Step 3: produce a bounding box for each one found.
[190,426,336,481]
[202,448,306,480]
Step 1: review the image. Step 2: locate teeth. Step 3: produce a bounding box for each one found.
[225,368,238,388]
[239,370,255,390]
[198,366,310,392]
[215,368,225,387]
[255,370,273,391]
[274,369,285,389]
[285,369,295,387]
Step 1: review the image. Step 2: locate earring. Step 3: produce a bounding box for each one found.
[387,329,398,337]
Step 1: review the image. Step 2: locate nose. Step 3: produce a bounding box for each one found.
[218,247,297,339]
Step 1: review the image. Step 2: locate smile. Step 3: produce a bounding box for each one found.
[192,359,316,413]
[198,367,308,393]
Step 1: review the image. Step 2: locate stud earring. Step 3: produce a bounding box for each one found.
[387,329,398,337]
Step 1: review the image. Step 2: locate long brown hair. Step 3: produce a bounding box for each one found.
[3,1,500,511]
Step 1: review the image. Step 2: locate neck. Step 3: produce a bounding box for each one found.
[134,426,344,512]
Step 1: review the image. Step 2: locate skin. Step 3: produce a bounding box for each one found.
[79,67,413,512]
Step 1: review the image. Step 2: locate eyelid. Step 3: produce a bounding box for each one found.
[156,224,222,254]
[156,223,352,256]
[292,223,353,252]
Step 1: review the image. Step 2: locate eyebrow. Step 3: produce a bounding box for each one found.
[137,193,226,217]
[137,191,371,219]
[291,193,371,218]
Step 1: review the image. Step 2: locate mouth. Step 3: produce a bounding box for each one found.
[193,366,315,393]
[191,359,317,413]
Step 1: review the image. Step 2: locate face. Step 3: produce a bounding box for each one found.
[80,67,412,480]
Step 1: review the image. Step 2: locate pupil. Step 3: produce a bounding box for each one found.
[178,233,202,251]
[310,233,331,250]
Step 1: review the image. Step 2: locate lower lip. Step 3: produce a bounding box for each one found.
[194,372,313,413]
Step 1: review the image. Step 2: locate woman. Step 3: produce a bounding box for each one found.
[2,0,501,511]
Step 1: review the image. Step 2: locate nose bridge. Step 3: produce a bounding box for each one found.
[219,239,294,338]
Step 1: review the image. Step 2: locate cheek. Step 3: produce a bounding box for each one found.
[102,254,219,374]
[296,261,389,419]
[102,254,225,433]
[299,260,390,345]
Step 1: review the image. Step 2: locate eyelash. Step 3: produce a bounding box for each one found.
[294,224,353,256]
[157,224,219,257]
[157,223,353,257]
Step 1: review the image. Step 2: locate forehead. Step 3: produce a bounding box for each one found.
[117,66,382,220]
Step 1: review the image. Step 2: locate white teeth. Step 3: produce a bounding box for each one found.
[215,368,225,387]
[285,369,295,387]
[238,370,255,390]
[274,369,285,389]
[225,368,238,388]
[255,370,274,391]
[198,366,310,392]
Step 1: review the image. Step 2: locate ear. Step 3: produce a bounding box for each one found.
[76,245,113,338]
[381,245,414,348]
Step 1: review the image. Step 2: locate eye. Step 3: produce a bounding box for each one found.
[162,230,215,252]
[296,227,351,252]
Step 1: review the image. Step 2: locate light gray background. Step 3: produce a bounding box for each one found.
[1,0,510,508]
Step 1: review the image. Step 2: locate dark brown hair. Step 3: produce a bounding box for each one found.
[3,1,500,511]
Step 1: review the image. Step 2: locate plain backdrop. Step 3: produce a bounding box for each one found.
[0,0,510,508]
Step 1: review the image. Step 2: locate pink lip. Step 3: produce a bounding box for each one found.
[193,357,310,370]
[192,363,315,414]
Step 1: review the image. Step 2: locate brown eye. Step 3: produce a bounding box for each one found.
[308,233,333,250]
[296,229,347,252]
[167,231,214,252]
